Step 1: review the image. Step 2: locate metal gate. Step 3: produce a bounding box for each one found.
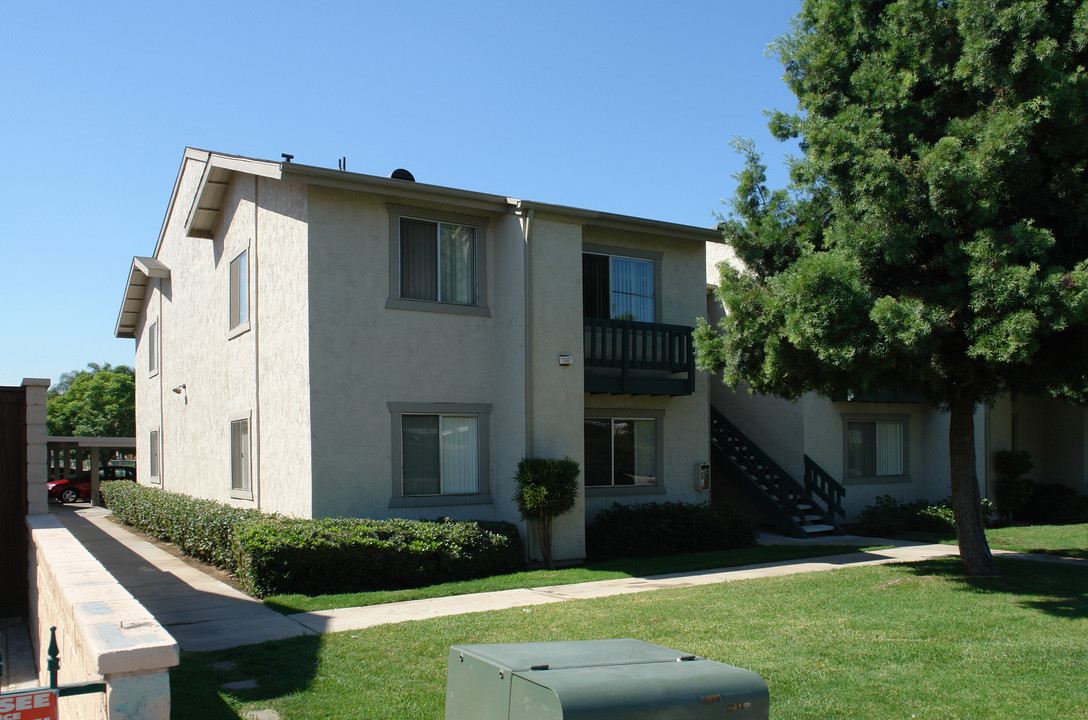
[0,387,28,618]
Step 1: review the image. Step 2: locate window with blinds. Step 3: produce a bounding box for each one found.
[846,419,905,478]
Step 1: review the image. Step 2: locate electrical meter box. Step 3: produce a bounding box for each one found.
[445,639,769,720]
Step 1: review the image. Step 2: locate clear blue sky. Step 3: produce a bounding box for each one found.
[1,0,802,388]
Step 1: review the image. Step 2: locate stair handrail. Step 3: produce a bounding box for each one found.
[803,455,846,520]
[711,408,808,521]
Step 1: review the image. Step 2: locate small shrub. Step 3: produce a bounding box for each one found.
[514,457,580,569]
[993,450,1036,520]
[857,495,996,538]
[993,450,1034,481]
[586,501,756,559]
[1020,483,1088,525]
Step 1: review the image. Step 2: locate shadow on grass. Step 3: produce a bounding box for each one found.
[899,556,1088,620]
[171,634,324,720]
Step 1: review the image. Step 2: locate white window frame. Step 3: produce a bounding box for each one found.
[230,414,253,500]
[147,320,159,377]
[388,402,492,507]
[228,248,250,337]
[584,409,666,497]
[842,413,910,485]
[148,429,161,484]
[385,204,490,317]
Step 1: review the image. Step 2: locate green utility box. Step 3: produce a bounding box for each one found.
[445,639,769,720]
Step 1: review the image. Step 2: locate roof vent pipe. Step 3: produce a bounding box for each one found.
[390,168,415,182]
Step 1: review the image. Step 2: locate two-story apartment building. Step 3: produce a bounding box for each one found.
[115,148,719,563]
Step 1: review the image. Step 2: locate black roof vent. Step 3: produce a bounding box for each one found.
[390,168,415,182]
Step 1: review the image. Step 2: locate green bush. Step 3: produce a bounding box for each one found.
[514,456,580,569]
[993,450,1036,520]
[100,481,260,573]
[100,482,523,597]
[235,516,522,597]
[1021,483,1088,525]
[857,495,996,538]
[585,502,756,559]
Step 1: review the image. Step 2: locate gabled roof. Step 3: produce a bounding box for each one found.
[115,257,170,339]
[116,147,721,339]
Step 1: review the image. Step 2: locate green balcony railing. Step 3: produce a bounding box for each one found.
[583,317,695,396]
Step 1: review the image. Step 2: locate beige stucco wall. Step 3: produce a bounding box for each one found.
[305,189,531,531]
[581,227,713,523]
[525,216,587,560]
[134,160,312,514]
[993,394,1088,495]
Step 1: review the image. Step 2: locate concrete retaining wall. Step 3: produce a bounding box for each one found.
[26,514,179,720]
[21,376,179,720]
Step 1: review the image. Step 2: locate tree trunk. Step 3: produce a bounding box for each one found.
[948,392,997,576]
[537,516,554,570]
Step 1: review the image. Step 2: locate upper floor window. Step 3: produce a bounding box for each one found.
[386,206,490,317]
[400,218,477,305]
[583,251,655,322]
[148,321,159,375]
[229,250,249,330]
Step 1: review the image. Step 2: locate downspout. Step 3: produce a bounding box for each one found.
[521,205,535,457]
[157,280,165,489]
[253,175,262,512]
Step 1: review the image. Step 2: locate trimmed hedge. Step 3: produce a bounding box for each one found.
[234,516,522,597]
[100,480,260,573]
[857,495,996,537]
[100,482,523,597]
[586,501,757,559]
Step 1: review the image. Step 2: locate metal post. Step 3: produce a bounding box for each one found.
[47,627,59,690]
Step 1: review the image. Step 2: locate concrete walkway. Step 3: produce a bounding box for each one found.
[35,505,1088,653]
[51,505,314,652]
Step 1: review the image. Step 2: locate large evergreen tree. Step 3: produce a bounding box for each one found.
[696,0,1088,575]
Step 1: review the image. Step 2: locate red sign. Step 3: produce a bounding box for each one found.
[0,690,58,720]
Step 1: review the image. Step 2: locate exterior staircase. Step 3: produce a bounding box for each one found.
[711,407,846,538]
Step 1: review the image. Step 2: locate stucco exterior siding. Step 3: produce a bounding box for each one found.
[526,217,589,561]
[250,176,312,516]
[305,188,521,522]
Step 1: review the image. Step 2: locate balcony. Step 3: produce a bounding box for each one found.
[583,317,696,396]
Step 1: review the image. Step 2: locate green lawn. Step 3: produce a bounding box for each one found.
[981,523,1088,559]
[263,544,883,614]
[897,523,1088,559]
[174,556,1088,720]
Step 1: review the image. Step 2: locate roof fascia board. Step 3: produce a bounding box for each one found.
[152,148,209,258]
[279,164,511,214]
[114,259,148,339]
[513,200,721,243]
[133,256,170,278]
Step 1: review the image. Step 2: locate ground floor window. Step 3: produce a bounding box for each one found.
[402,414,479,495]
[844,415,907,480]
[584,415,658,487]
[388,402,492,507]
[149,429,160,483]
[231,417,251,498]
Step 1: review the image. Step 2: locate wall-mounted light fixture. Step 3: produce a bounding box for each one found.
[172,384,188,405]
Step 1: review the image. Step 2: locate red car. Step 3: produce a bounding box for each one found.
[47,466,137,503]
